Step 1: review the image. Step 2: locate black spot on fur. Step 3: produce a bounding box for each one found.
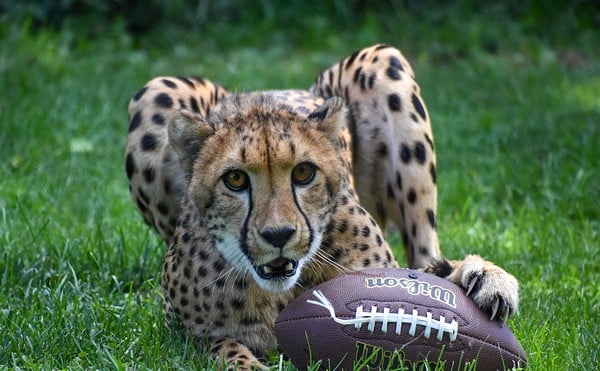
[427,209,437,229]
[412,93,427,120]
[162,79,177,89]
[157,201,168,215]
[128,111,141,132]
[190,97,200,113]
[125,153,135,179]
[154,93,173,108]
[388,93,401,111]
[141,133,157,151]
[352,67,362,84]
[400,144,411,163]
[235,278,247,290]
[376,142,388,157]
[430,163,437,184]
[308,106,329,121]
[359,73,367,91]
[142,167,155,183]
[213,259,225,271]
[407,188,417,204]
[389,56,404,71]
[241,315,260,325]
[152,113,165,125]
[425,134,434,150]
[197,266,208,277]
[345,51,360,70]
[396,171,403,191]
[133,86,147,101]
[177,76,195,88]
[337,220,349,234]
[386,183,394,199]
[231,298,244,309]
[367,73,376,89]
[414,141,427,164]
[386,66,401,80]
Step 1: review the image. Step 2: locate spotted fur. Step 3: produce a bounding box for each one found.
[125,44,519,369]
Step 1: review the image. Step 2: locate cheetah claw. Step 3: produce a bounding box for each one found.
[490,295,511,323]
[465,272,482,297]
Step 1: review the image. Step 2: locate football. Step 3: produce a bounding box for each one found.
[275,268,526,370]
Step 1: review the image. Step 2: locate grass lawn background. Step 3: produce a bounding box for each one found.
[1,1,598,369]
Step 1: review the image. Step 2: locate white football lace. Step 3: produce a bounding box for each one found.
[306,290,458,342]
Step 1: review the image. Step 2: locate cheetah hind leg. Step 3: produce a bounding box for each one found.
[211,338,268,370]
[424,255,519,322]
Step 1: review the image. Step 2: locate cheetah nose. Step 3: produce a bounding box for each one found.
[260,226,296,248]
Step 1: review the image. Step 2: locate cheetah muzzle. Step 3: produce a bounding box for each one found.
[255,226,299,280]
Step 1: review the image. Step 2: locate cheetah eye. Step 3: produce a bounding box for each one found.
[292,162,316,186]
[222,169,250,191]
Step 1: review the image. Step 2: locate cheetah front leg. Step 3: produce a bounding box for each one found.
[310,44,440,268]
[211,338,268,370]
[424,255,520,322]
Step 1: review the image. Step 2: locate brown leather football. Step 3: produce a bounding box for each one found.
[275,268,526,370]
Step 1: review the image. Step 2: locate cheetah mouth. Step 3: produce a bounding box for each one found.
[256,258,298,280]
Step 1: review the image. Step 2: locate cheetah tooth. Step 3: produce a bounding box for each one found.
[285,262,294,272]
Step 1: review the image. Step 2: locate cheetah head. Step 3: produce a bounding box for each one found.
[169,94,348,292]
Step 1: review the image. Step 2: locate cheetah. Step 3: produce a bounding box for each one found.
[125,44,520,369]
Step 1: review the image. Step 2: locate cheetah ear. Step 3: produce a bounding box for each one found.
[168,109,215,174]
[307,96,347,140]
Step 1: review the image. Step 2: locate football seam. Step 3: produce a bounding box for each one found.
[275,316,524,360]
[275,314,348,324]
[456,331,525,360]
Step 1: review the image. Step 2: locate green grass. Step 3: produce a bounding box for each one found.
[1,3,598,370]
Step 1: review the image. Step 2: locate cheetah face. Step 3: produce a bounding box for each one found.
[169,94,347,291]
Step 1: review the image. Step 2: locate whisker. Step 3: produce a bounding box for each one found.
[314,250,351,276]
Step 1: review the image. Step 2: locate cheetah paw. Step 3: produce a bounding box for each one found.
[443,255,519,322]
